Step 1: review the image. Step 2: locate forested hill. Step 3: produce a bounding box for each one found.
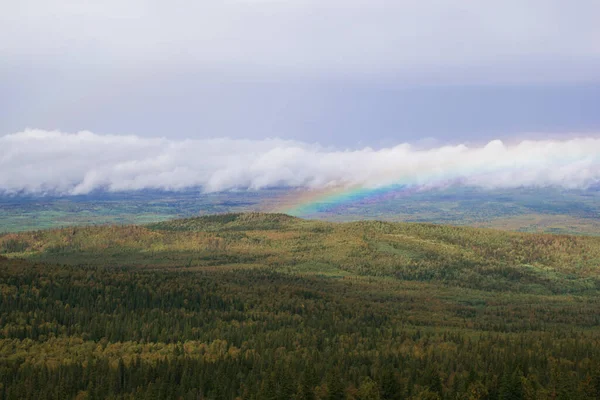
[1,213,600,399]
[2,212,599,294]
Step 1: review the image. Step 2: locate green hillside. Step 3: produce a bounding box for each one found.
[1,213,600,399]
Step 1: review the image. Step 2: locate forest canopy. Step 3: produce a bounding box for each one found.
[1,213,599,399]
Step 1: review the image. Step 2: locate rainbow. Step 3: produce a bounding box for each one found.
[278,160,599,217]
[279,183,425,217]
[269,136,600,217]
[275,151,494,216]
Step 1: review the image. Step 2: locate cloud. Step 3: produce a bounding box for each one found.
[1,129,599,195]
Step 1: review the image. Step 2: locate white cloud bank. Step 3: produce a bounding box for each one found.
[1,129,599,195]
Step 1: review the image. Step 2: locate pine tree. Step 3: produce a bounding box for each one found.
[379,370,402,400]
[499,368,524,400]
[327,368,346,400]
[260,372,278,400]
[298,365,318,400]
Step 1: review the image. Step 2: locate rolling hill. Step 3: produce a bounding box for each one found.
[1,213,599,399]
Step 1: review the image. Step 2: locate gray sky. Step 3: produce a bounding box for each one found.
[2,0,600,145]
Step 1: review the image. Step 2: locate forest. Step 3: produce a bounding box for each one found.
[1,213,599,399]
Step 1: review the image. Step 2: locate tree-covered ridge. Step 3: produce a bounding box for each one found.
[1,214,600,399]
[2,213,600,294]
[147,212,301,231]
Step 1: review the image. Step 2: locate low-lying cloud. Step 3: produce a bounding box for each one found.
[1,129,599,195]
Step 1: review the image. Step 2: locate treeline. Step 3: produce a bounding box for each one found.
[2,351,599,399]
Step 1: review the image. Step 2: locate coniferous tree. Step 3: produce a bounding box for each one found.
[499,368,524,400]
[379,370,403,400]
[327,368,346,400]
[298,366,318,400]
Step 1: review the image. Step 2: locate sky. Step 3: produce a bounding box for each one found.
[1,1,600,196]
[1,0,600,146]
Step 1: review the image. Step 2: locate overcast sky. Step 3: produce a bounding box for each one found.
[2,0,600,145]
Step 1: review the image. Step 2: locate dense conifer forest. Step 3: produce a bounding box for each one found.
[1,213,599,399]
